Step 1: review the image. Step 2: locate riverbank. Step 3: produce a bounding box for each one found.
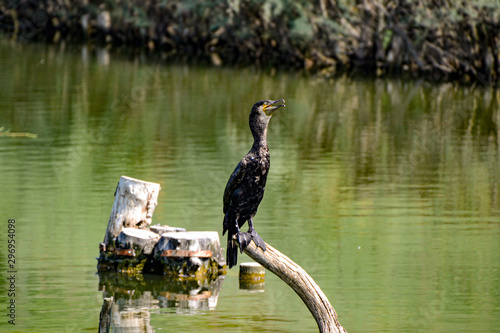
[1,0,499,84]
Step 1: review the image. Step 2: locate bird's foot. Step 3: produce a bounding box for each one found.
[237,231,252,253]
[248,229,267,251]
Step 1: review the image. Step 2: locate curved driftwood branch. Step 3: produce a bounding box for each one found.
[243,241,347,333]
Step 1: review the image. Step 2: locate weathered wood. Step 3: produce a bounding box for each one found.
[239,262,265,291]
[99,296,113,333]
[116,228,161,255]
[98,230,226,275]
[239,262,265,281]
[112,248,135,257]
[104,176,161,245]
[161,249,213,258]
[154,231,225,267]
[149,224,186,235]
[242,240,347,333]
[98,176,227,278]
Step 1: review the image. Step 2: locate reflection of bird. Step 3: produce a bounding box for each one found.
[223,99,285,268]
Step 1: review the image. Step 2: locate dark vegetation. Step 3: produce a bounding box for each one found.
[1,0,499,84]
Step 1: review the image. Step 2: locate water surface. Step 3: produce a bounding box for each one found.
[0,42,499,332]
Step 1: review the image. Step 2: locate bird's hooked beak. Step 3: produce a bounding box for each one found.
[263,99,286,116]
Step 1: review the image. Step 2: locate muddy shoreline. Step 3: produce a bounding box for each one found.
[1,1,498,84]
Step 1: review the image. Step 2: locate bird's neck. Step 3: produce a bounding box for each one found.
[250,114,270,150]
[252,135,267,150]
[251,124,268,150]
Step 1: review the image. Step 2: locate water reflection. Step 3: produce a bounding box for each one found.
[98,272,225,331]
[0,41,499,332]
[289,79,499,214]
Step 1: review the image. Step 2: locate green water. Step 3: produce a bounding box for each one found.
[0,41,499,332]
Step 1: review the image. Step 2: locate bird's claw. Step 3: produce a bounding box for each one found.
[249,229,267,251]
[237,231,252,253]
[236,230,267,253]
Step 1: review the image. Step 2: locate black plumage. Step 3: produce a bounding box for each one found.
[223,99,285,268]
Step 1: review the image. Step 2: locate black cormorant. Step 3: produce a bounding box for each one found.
[223,99,286,268]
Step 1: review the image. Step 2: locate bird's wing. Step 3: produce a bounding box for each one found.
[223,158,247,214]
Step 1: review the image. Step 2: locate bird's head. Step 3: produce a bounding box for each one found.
[249,99,285,144]
[251,99,286,117]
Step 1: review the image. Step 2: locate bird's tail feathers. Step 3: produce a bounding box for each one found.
[226,234,238,269]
